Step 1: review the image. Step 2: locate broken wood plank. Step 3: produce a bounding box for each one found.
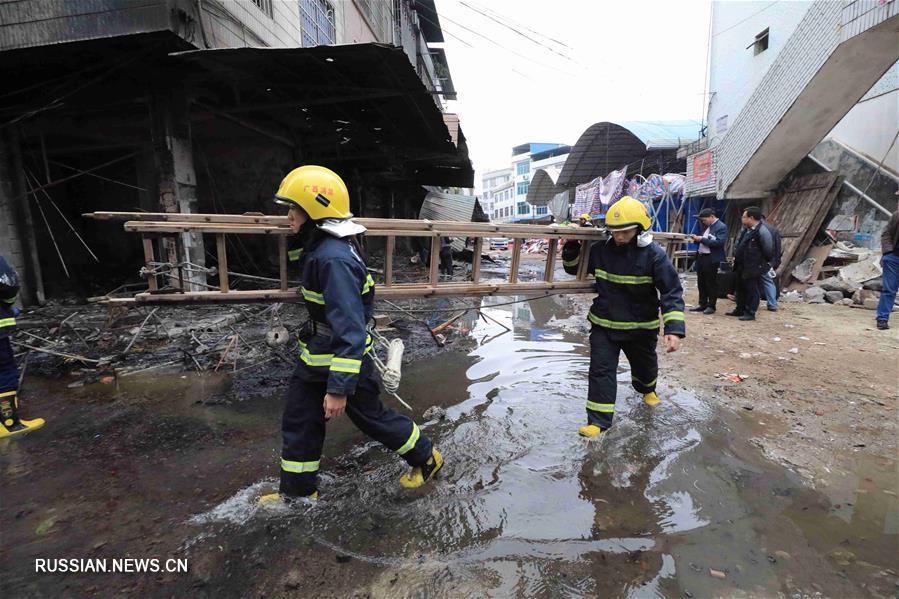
[576,240,592,281]
[142,237,157,291]
[384,236,395,287]
[471,237,483,283]
[429,236,440,285]
[278,236,288,291]
[216,234,229,292]
[544,239,558,282]
[509,238,522,284]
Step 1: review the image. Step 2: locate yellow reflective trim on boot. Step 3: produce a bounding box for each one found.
[259,490,318,506]
[396,423,420,456]
[643,392,660,406]
[0,417,44,438]
[586,400,615,413]
[578,424,603,438]
[400,448,443,489]
[280,458,320,473]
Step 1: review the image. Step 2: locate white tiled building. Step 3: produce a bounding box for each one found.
[483,143,570,223]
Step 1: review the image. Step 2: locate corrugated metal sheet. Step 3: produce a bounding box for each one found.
[419,188,478,250]
[614,120,702,150]
[0,0,169,52]
[526,167,562,205]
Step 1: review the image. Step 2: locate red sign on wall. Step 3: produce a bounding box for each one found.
[692,151,712,183]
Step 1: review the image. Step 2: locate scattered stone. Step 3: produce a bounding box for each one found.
[774,550,791,561]
[825,291,844,304]
[788,348,799,354]
[739,352,753,359]
[781,291,803,303]
[829,550,856,566]
[805,286,826,304]
[863,298,879,310]
[709,568,727,579]
[772,337,781,342]
[422,406,447,421]
[852,289,879,305]
[839,298,854,306]
[819,276,857,295]
[791,257,816,283]
[863,278,883,292]
[283,570,303,590]
[798,336,810,341]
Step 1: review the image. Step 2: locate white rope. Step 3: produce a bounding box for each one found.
[369,328,412,411]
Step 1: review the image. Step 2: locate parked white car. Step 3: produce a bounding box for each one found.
[488,238,510,250]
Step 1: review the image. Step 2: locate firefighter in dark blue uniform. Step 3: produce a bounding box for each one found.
[562,196,685,438]
[0,255,45,438]
[260,166,442,503]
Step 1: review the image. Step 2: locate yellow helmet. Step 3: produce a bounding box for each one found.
[605,196,651,231]
[274,165,351,220]
[579,213,592,221]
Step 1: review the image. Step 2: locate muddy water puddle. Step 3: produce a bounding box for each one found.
[2,296,897,597]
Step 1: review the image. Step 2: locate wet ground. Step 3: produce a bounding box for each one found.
[2,295,897,598]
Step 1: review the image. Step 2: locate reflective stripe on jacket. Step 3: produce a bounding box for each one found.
[562,238,685,337]
[293,234,375,395]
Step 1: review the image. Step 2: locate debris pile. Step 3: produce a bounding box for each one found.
[11,297,480,387]
[785,241,890,311]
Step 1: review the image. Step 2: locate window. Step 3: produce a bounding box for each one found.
[517,202,529,215]
[536,206,548,215]
[751,28,769,55]
[300,0,335,47]
[505,207,510,217]
[516,182,529,195]
[516,161,529,175]
[251,0,273,18]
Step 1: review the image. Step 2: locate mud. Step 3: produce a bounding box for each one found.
[3,289,897,598]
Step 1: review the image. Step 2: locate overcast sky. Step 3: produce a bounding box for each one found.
[433,0,713,189]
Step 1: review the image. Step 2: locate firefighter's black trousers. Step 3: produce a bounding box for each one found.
[586,326,658,430]
[280,357,433,497]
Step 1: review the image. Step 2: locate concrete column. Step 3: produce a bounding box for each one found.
[0,128,45,305]
[150,90,206,291]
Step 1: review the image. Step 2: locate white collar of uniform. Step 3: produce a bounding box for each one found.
[317,218,367,238]
[637,230,654,247]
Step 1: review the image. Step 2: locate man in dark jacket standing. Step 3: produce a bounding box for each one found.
[690,208,728,314]
[876,209,899,330]
[728,206,775,322]
[561,196,685,438]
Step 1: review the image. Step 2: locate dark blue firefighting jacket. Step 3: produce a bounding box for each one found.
[0,255,19,339]
[291,232,375,395]
[563,237,685,337]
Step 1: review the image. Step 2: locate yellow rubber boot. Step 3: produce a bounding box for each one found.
[0,417,45,439]
[643,392,660,407]
[259,491,318,506]
[578,424,603,438]
[400,448,443,489]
